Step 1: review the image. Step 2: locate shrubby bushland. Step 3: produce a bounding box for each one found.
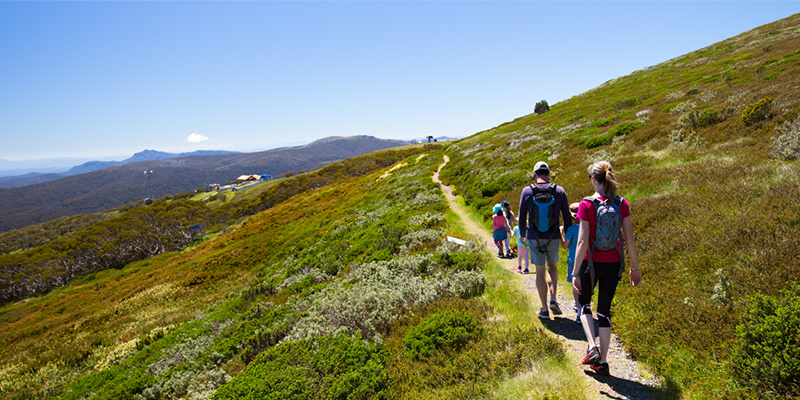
[213,334,389,400]
[404,309,484,360]
[678,107,734,129]
[385,299,564,398]
[585,149,616,165]
[669,129,705,148]
[770,115,800,160]
[730,283,800,397]
[285,254,486,343]
[669,100,697,115]
[585,121,643,149]
[408,212,446,228]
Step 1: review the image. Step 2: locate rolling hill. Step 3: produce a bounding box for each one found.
[0,135,409,232]
[0,150,240,189]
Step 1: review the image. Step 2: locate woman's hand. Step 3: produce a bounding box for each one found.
[630,268,641,287]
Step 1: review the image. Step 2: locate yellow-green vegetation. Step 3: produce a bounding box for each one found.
[0,146,430,303]
[0,149,566,400]
[439,13,800,400]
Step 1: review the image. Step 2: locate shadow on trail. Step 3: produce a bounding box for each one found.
[540,317,682,400]
[539,313,596,342]
[589,372,682,400]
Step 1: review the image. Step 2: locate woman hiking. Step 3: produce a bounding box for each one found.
[572,161,642,377]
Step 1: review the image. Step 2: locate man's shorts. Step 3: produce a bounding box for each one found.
[529,238,560,266]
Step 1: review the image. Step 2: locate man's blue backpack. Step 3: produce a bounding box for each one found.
[531,184,559,233]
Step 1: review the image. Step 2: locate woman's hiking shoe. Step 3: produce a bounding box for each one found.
[582,346,601,365]
[538,309,549,319]
[549,300,562,315]
[590,361,610,376]
[497,249,503,257]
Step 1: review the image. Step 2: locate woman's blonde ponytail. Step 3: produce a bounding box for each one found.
[588,161,618,198]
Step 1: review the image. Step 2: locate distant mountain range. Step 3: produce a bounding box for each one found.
[0,150,239,188]
[0,135,410,232]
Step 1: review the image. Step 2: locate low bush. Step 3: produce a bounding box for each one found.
[679,107,734,129]
[585,121,643,149]
[535,100,550,114]
[730,283,800,397]
[741,97,773,126]
[404,309,484,360]
[213,334,389,400]
[432,251,486,272]
[770,115,800,160]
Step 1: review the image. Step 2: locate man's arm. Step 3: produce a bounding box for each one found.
[560,188,572,230]
[518,187,529,243]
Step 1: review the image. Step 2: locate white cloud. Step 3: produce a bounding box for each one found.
[186,133,211,143]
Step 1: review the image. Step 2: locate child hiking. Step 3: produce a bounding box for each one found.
[573,161,642,377]
[561,202,581,323]
[491,204,512,258]
[518,161,573,319]
[502,200,516,258]
[514,217,529,273]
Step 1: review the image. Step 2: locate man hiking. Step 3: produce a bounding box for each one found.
[519,161,572,319]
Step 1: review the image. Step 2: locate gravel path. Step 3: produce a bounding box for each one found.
[434,156,661,400]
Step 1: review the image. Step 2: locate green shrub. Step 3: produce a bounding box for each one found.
[584,121,643,149]
[584,132,614,149]
[679,107,733,129]
[213,334,388,400]
[730,283,800,397]
[608,120,643,136]
[404,310,484,360]
[534,100,550,114]
[432,251,486,272]
[741,97,773,126]
[770,116,800,160]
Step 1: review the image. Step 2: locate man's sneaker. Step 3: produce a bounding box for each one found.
[549,300,562,315]
[538,308,549,319]
[523,268,530,274]
[582,346,600,365]
[590,361,610,376]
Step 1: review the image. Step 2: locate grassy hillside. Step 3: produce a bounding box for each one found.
[0,145,430,303]
[439,13,800,399]
[0,149,567,400]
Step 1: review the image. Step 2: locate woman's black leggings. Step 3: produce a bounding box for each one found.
[577,260,621,328]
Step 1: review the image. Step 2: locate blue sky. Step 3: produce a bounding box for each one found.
[1,1,798,162]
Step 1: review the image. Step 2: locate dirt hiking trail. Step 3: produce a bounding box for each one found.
[434,155,661,400]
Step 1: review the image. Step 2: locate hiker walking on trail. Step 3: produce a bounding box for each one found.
[492,204,512,258]
[501,200,516,257]
[561,202,581,323]
[518,161,572,319]
[573,161,642,377]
